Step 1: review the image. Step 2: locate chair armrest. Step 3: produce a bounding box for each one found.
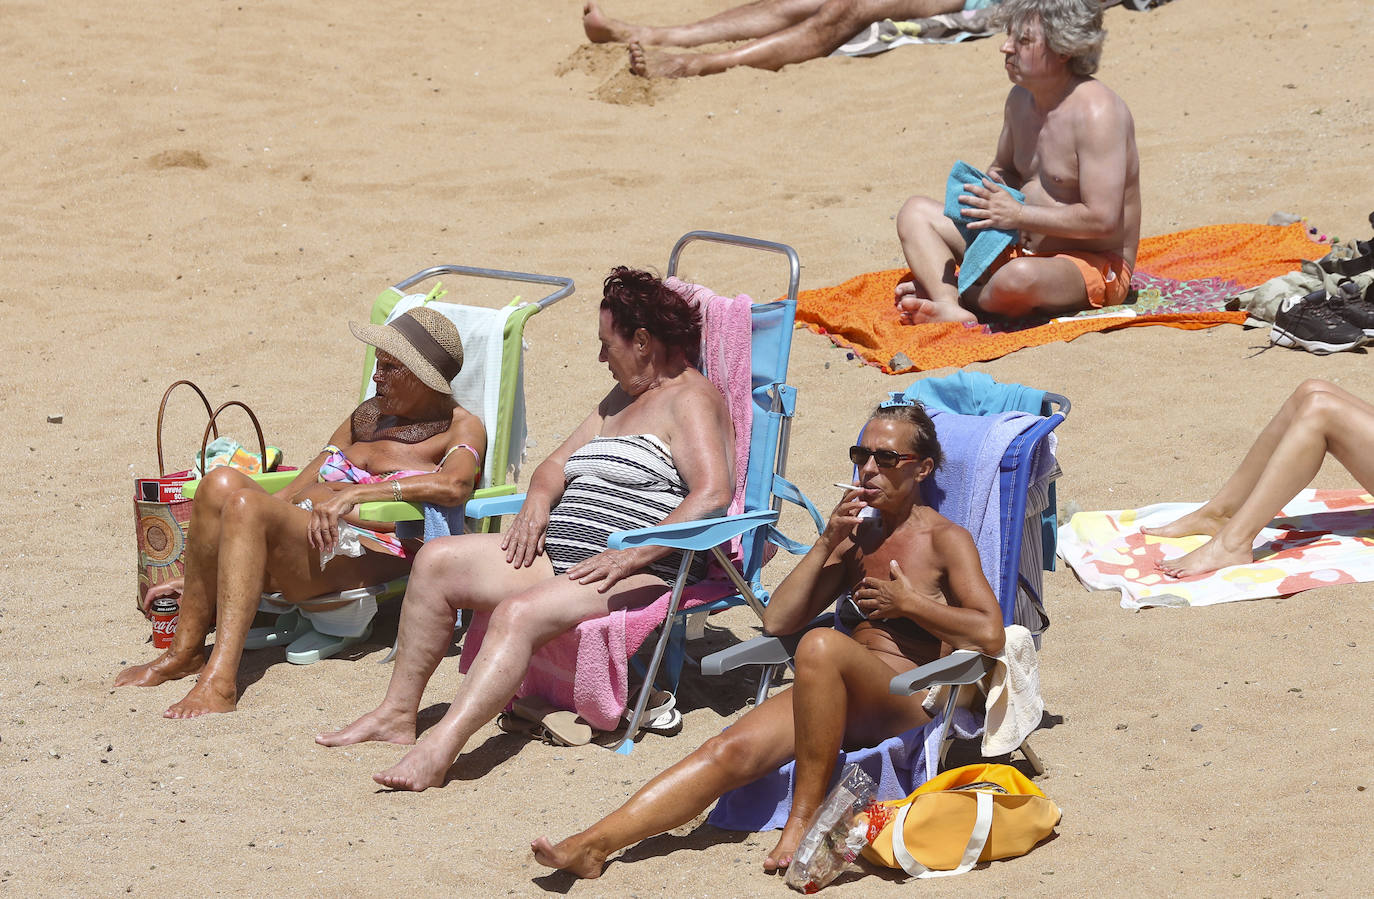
[464,491,527,519]
[181,469,298,499]
[889,650,992,696]
[700,611,837,676]
[359,482,519,523]
[607,509,779,552]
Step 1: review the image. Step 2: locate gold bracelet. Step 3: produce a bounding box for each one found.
[392,480,403,502]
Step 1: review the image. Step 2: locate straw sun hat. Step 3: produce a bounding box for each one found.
[349,307,464,394]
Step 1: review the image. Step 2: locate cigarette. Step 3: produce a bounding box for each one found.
[833,482,860,490]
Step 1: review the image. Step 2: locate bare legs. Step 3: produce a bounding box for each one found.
[114,467,409,717]
[1148,380,1374,577]
[893,194,1090,324]
[532,629,931,878]
[317,534,668,792]
[586,0,963,78]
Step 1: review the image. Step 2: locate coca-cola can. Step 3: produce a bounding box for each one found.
[150,596,179,649]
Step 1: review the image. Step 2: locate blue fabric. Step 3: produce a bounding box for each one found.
[904,373,1059,571]
[944,160,1024,296]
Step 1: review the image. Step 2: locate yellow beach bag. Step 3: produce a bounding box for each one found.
[862,763,1060,878]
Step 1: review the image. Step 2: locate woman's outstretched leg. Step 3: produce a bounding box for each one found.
[1145,380,1360,539]
[1159,380,1374,577]
[764,629,931,871]
[533,689,800,878]
[584,0,825,48]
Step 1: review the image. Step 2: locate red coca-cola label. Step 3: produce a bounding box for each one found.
[151,613,178,649]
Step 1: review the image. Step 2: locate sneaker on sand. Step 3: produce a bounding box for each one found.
[1327,280,1374,338]
[1270,289,1367,354]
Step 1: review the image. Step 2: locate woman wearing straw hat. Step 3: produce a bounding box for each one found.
[317,267,736,792]
[115,308,487,719]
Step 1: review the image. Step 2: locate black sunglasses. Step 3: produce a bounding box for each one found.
[849,445,920,469]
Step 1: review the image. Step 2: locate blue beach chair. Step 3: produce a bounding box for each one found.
[701,373,1067,829]
[466,231,824,753]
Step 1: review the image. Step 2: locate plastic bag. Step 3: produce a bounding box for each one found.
[784,765,877,893]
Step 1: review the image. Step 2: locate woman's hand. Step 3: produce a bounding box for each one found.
[141,578,184,619]
[854,560,942,621]
[818,493,867,550]
[501,500,551,568]
[307,483,360,554]
[565,549,639,593]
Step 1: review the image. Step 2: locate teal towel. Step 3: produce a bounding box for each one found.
[944,160,1024,296]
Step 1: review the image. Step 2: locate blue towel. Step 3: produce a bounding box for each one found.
[394,502,466,542]
[904,373,1059,572]
[944,160,1025,296]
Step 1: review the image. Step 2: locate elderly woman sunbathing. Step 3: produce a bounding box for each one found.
[316,267,736,792]
[1147,378,1374,577]
[533,399,1005,877]
[115,308,486,718]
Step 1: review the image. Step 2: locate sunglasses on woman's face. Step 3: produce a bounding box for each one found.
[849,445,920,469]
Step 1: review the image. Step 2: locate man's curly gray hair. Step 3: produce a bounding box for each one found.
[997,0,1106,76]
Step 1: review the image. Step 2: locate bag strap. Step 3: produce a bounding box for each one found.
[892,790,994,879]
[156,380,217,476]
[199,400,268,475]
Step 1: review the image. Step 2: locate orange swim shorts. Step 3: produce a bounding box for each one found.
[986,246,1133,308]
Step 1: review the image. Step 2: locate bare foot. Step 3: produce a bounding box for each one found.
[316,706,418,747]
[763,814,808,873]
[372,739,456,792]
[628,42,701,78]
[583,1,638,43]
[1142,506,1230,539]
[531,835,607,879]
[1157,538,1254,578]
[113,648,205,688]
[164,677,237,718]
[896,295,977,325]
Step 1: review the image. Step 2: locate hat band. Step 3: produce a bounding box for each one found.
[390,313,461,384]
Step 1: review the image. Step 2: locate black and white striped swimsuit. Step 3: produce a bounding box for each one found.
[546,434,709,585]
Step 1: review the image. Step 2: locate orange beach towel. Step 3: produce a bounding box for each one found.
[797,223,1327,374]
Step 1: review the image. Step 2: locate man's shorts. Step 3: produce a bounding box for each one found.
[986,246,1133,308]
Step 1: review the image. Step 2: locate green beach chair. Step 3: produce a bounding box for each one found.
[185,264,572,663]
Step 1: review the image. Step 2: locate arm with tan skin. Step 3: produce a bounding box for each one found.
[964,87,1131,242]
[299,411,488,555]
[759,494,864,635]
[853,521,1005,655]
[500,406,604,568]
[565,379,735,592]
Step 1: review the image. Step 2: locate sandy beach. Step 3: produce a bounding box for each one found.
[3,0,1372,894]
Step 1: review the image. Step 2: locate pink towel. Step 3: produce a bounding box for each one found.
[459,285,757,731]
[666,277,753,516]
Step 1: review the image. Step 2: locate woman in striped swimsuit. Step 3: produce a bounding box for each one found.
[318,268,736,793]
[115,308,486,720]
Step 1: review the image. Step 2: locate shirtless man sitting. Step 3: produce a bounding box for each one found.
[583,0,974,79]
[532,398,1005,878]
[894,0,1140,324]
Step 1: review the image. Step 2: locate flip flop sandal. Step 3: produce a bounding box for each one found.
[626,689,683,736]
[496,711,541,739]
[511,696,594,747]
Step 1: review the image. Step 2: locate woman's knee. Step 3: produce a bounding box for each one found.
[1292,380,1348,429]
[699,726,774,774]
[793,627,852,673]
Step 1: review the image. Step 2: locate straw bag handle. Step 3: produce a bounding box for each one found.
[198,400,269,476]
[156,380,218,476]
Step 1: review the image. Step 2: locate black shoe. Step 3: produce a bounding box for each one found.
[1327,281,1374,338]
[1271,289,1367,354]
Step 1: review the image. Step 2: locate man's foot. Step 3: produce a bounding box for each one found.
[113,648,205,688]
[1157,538,1254,579]
[628,42,701,78]
[895,294,978,325]
[315,707,418,747]
[763,814,808,873]
[372,739,456,792]
[531,835,608,879]
[1141,507,1230,539]
[583,2,640,43]
[164,677,237,718]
